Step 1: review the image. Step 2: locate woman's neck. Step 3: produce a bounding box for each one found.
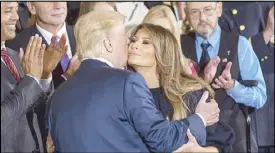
[134,66,160,89]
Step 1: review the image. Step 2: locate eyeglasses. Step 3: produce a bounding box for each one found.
[188,4,217,18]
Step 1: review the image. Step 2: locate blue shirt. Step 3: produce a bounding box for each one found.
[195,25,267,109]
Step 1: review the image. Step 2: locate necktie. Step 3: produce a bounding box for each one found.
[1,48,20,81]
[55,36,70,72]
[199,42,211,73]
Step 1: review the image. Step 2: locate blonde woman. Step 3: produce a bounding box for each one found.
[143,5,198,76]
[128,23,235,152]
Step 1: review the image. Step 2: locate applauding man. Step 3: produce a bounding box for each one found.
[1,2,66,152]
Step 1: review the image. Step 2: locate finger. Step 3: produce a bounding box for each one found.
[38,44,46,62]
[215,78,224,88]
[25,36,34,57]
[30,34,39,57]
[219,76,228,85]
[199,91,209,103]
[35,37,42,57]
[19,48,24,63]
[173,144,188,153]
[209,99,217,104]
[59,33,67,47]
[214,56,221,65]
[71,54,79,61]
[222,62,232,76]
[270,6,274,15]
[51,35,57,46]
[61,45,68,55]
[212,83,221,89]
[210,106,220,116]
[186,129,195,141]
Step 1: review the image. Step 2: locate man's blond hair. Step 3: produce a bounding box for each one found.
[74,11,124,60]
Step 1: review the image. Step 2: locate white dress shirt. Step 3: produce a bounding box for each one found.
[36,23,72,59]
[1,44,52,92]
[82,57,114,68]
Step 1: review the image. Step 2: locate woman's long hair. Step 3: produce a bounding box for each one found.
[130,23,214,120]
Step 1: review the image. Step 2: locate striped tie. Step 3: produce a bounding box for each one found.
[1,48,20,81]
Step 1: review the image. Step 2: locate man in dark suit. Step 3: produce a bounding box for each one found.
[6,2,78,88]
[219,2,274,152]
[48,11,220,152]
[1,2,66,152]
[5,2,80,151]
[181,2,267,152]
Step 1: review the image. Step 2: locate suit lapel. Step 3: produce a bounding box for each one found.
[29,25,49,47]
[66,25,76,55]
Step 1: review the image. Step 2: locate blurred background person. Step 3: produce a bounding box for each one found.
[181,2,267,152]
[5,2,80,151]
[1,2,66,152]
[219,2,274,152]
[78,2,116,17]
[143,4,197,76]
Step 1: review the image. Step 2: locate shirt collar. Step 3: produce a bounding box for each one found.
[36,22,67,45]
[195,25,221,48]
[82,57,114,68]
[1,44,6,50]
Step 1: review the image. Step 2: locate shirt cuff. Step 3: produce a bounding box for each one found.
[195,113,206,127]
[26,74,40,84]
[226,79,243,100]
[61,74,68,81]
[40,76,52,92]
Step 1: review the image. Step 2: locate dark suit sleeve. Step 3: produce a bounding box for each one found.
[1,75,46,133]
[185,89,235,152]
[123,73,206,152]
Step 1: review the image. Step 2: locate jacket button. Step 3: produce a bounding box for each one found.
[232,9,238,15]
[261,58,265,62]
[240,25,245,31]
[264,56,268,60]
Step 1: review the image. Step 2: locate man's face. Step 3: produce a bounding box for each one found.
[1,2,19,41]
[109,22,129,68]
[29,2,67,26]
[186,2,222,39]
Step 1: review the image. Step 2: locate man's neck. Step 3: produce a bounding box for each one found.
[36,20,64,34]
[134,66,160,88]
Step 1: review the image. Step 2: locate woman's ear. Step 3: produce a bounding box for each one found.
[103,38,113,53]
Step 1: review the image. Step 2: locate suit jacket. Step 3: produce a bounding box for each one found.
[6,24,77,88]
[48,59,206,152]
[1,47,49,152]
[219,2,274,146]
[5,24,76,151]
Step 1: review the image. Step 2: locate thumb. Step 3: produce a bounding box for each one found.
[19,48,24,63]
[214,56,221,65]
[187,129,196,142]
[199,91,209,103]
[222,62,232,76]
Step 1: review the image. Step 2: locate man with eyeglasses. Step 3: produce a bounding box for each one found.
[181,2,267,152]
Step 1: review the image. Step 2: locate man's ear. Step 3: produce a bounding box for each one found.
[217,2,223,17]
[103,38,113,53]
[27,2,36,15]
